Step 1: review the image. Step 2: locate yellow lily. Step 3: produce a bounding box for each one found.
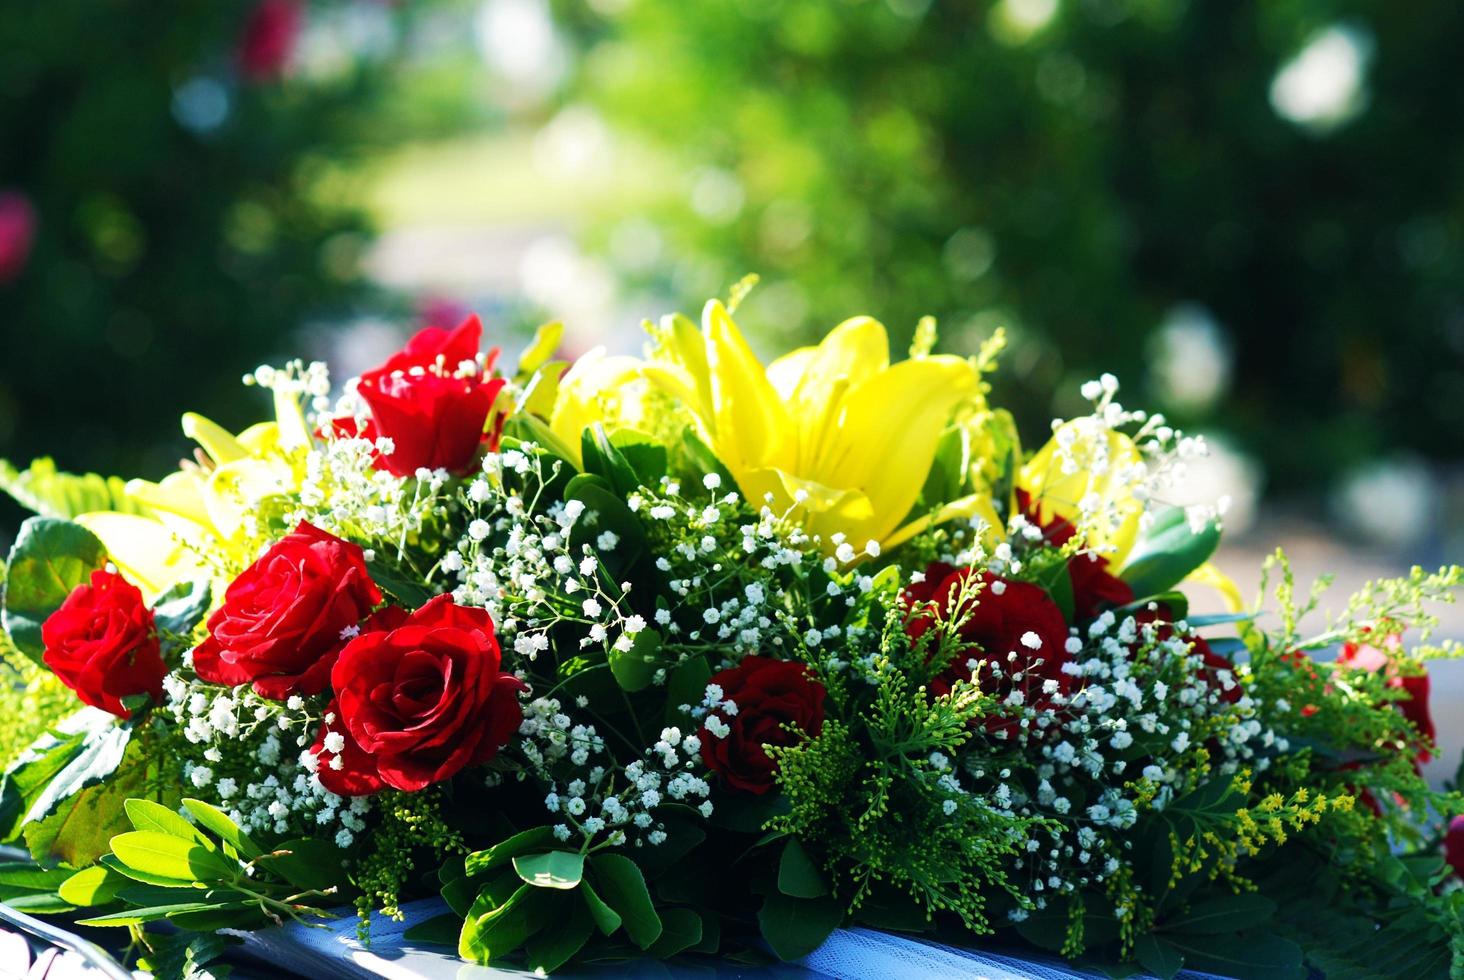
[638,300,989,550]
[1018,420,1145,565]
[76,391,309,597]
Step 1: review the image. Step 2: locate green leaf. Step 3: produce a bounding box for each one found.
[513,850,585,890]
[1040,557,1076,622]
[77,901,239,928]
[58,864,128,907]
[1119,506,1220,599]
[464,825,558,876]
[647,906,703,959]
[609,429,668,487]
[1165,933,1305,980]
[1161,894,1277,935]
[758,891,842,960]
[257,837,345,892]
[402,912,463,947]
[0,861,76,891]
[0,458,146,520]
[183,798,263,860]
[0,719,91,841]
[1,892,75,914]
[151,579,211,658]
[609,628,663,692]
[777,837,828,899]
[2,516,109,663]
[523,893,593,973]
[564,473,649,577]
[365,558,436,609]
[125,798,212,847]
[99,853,200,888]
[589,852,662,950]
[1134,934,1184,979]
[581,879,623,935]
[109,831,237,882]
[458,882,555,965]
[24,717,131,827]
[664,656,711,728]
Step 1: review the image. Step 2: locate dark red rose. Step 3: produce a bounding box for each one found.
[193,521,382,699]
[42,570,165,718]
[1016,489,1133,621]
[238,0,301,81]
[699,655,825,795]
[1446,816,1464,877]
[1339,631,1435,763]
[0,191,36,284]
[904,565,1072,734]
[356,315,508,477]
[312,596,525,794]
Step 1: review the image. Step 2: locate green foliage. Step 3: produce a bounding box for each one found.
[0,1,460,500]
[0,458,147,520]
[2,516,108,663]
[557,0,1464,489]
[72,793,340,932]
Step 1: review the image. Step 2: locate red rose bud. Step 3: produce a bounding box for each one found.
[1446,816,1464,878]
[238,0,301,81]
[356,315,507,477]
[41,569,166,718]
[193,521,382,699]
[0,191,36,284]
[904,565,1072,733]
[699,655,826,795]
[312,595,525,794]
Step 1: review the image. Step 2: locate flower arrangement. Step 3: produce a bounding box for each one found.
[0,290,1460,979]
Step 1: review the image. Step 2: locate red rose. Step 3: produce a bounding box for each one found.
[0,191,36,284]
[312,596,525,795]
[1016,489,1133,620]
[193,522,382,699]
[699,655,825,795]
[355,315,508,477]
[904,564,1072,733]
[238,0,301,81]
[41,570,165,718]
[1446,816,1464,877]
[1339,631,1435,763]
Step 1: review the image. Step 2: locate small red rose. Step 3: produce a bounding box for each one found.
[312,596,525,795]
[193,521,382,699]
[699,655,825,795]
[904,564,1072,732]
[42,569,166,718]
[355,315,508,478]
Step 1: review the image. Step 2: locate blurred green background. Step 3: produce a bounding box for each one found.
[2,0,1462,565]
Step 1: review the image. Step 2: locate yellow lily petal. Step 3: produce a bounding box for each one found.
[702,300,791,475]
[125,472,213,527]
[881,492,1004,554]
[817,355,978,544]
[181,413,248,465]
[75,512,205,598]
[1020,421,1143,565]
[1186,561,1246,614]
[549,348,646,468]
[272,388,312,452]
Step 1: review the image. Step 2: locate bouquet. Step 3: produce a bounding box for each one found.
[0,289,1460,979]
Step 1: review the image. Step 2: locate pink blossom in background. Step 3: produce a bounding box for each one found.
[0,191,36,284]
[238,0,302,82]
[418,295,471,332]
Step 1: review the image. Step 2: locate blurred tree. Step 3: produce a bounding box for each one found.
[554,0,1464,492]
[0,0,450,493]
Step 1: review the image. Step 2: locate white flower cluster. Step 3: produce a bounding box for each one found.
[519,697,711,847]
[970,606,1277,904]
[162,673,370,847]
